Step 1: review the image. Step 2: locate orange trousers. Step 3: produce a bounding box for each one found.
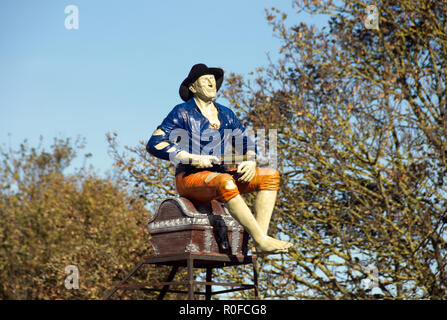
[175,167,280,203]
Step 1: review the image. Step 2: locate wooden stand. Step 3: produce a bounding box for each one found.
[103,252,259,300]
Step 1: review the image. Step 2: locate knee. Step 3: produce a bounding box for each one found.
[258,168,280,190]
[263,168,280,179]
[214,173,237,190]
[213,173,240,201]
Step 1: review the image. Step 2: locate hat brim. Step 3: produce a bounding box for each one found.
[179,67,224,102]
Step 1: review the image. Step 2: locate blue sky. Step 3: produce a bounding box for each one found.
[0,0,328,175]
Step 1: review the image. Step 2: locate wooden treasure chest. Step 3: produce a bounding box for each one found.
[147,197,249,256]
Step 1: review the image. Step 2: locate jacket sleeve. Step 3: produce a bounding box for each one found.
[146,105,186,161]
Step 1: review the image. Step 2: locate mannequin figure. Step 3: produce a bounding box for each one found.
[147,64,292,254]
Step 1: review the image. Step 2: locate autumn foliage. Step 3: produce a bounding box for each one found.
[1,0,446,300]
[221,0,447,299]
[0,137,170,299]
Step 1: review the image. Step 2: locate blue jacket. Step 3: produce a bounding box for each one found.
[146,98,256,172]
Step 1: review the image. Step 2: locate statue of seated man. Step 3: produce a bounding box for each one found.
[146,63,293,254]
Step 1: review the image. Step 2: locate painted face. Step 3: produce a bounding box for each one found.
[189,74,217,101]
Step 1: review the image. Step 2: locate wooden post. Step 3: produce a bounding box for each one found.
[205,267,213,300]
[187,256,195,300]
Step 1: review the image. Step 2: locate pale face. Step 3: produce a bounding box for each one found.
[189,74,217,101]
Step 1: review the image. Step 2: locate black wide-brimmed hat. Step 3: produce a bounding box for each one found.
[179,63,224,101]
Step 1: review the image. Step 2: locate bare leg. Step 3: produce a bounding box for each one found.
[254,190,277,235]
[226,195,292,253]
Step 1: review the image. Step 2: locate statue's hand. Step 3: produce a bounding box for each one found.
[189,154,220,168]
[237,160,256,183]
[175,151,220,168]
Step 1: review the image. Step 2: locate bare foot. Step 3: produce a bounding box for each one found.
[254,236,293,254]
[251,246,286,256]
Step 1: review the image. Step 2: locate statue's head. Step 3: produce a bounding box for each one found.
[179,63,224,102]
[189,74,216,101]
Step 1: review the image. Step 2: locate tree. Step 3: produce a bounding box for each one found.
[103,0,447,299]
[220,0,447,299]
[0,136,172,299]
